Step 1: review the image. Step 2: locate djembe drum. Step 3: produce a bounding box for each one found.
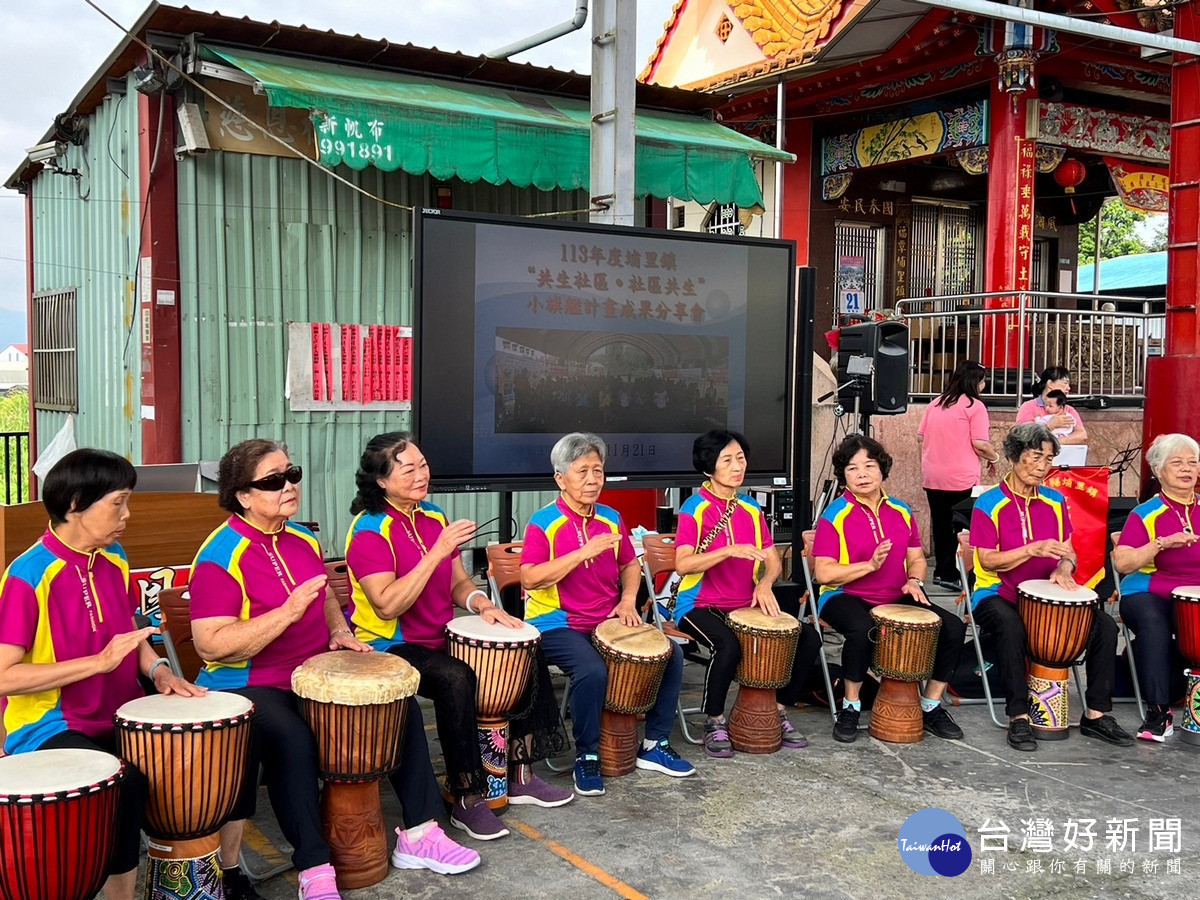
[114,692,254,900]
[1018,578,1097,740]
[868,605,941,743]
[445,615,541,811]
[726,608,800,753]
[1172,585,1200,745]
[0,749,125,900]
[592,621,672,776]
[292,651,418,890]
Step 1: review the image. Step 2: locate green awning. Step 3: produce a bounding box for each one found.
[205,45,792,208]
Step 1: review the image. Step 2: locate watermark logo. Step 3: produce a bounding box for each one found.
[899,808,973,877]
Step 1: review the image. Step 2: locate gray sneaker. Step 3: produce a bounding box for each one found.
[703,719,733,758]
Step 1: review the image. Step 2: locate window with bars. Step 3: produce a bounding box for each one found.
[908,201,983,303]
[703,202,745,236]
[834,221,889,317]
[32,288,78,412]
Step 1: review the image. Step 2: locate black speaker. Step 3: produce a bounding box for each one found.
[837,321,909,415]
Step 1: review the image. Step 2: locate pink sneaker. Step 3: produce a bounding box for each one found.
[391,823,481,875]
[297,863,340,900]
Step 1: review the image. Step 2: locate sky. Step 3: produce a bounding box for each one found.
[0,0,680,339]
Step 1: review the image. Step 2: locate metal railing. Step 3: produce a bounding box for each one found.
[0,432,30,505]
[896,291,1165,407]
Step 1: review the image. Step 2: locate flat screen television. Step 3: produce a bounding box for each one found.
[413,209,798,491]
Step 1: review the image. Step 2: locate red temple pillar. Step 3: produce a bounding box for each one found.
[1143,2,1200,462]
[982,82,1034,372]
[781,117,812,266]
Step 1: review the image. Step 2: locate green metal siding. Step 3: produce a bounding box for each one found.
[31,81,141,461]
[177,150,587,551]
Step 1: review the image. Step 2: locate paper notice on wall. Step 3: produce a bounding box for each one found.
[286,322,412,411]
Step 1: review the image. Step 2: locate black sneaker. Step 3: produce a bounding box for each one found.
[222,867,264,900]
[833,707,860,743]
[1079,714,1135,747]
[1137,706,1174,743]
[932,576,963,592]
[1007,718,1037,752]
[923,706,964,740]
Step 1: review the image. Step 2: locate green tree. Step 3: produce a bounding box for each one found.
[1078,203,1149,264]
[0,390,30,504]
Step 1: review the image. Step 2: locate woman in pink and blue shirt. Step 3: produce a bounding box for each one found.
[814,434,966,745]
[674,429,820,758]
[190,440,480,899]
[521,432,695,797]
[1113,433,1200,743]
[345,432,571,843]
[0,449,203,900]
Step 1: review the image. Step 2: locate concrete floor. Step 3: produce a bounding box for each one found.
[223,587,1196,900]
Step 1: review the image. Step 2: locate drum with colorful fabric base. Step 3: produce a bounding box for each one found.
[114,692,253,900]
[0,748,125,900]
[726,608,800,753]
[592,621,671,776]
[868,604,941,744]
[445,615,541,811]
[1017,579,1097,741]
[292,651,418,890]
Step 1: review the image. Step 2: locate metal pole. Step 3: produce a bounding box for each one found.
[918,0,1200,56]
[488,0,589,58]
[1092,199,1104,302]
[590,0,636,225]
[774,78,785,239]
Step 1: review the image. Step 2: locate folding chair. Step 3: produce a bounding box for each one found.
[1109,532,1146,721]
[640,533,702,745]
[798,530,843,727]
[157,587,291,885]
[957,531,1090,729]
[323,558,351,612]
[485,542,525,618]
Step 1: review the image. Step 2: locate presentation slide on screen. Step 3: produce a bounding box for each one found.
[473,223,750,475]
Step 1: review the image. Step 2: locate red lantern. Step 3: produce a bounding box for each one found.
[1054,158,1087,194]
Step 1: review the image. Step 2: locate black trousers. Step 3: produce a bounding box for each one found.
[925,488,973,582]
[973,595,1118,718]
[388,643,566,798]
[678,606,822,716]
[1120,591,1181,708]
[229,687,330,871]
[38,730,150,877]
[820,592,966,686]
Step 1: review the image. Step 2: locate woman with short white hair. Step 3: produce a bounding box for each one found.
[1114,433,1200,743]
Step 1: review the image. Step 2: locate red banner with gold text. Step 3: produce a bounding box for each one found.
[1043,467,1109,590]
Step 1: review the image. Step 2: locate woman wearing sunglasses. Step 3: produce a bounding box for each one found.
[345,432,572,843]
[189,440,481,900]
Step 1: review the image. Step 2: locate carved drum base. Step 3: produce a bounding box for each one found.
[868,678,923,744]
[728,685,782,754]
[598,710,639,776]
[144,833,224,900]
[1028,663,1070,741]
[322,781,388,890]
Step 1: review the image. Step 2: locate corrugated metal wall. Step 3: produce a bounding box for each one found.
[31,78,141,459]
[177,150,588,552]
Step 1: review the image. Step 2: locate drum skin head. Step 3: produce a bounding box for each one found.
[115,691,253,724]
[1174,585,1200,601]
[0,749,122,796]
[292,651,420,704]
[728,608,800,632]
[870,604,940,627]
[1019,578,1098,604]
[446,613,540,643]
[594,620,671,658]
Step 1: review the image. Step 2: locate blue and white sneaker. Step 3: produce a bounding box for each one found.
[635,740,696,777]
[573,753,605,796]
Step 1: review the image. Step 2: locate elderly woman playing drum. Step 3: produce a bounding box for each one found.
[522,432,695,796]
[345,432,572,841]
[0,449,204,900]
[1113,433,1200,743]
[813,435,966,744]
[190,440,480,900]
[969,423,1132,752]
[674,429,821,758]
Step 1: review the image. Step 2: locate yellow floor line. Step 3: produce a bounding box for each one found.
[508,819,651,900]
[241,819,297,884]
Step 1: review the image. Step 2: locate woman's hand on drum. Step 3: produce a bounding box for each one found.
[480,605,525,628]
[750,582,780,616]
[328,629,373,653]
[1049,565,1080,591]
[283,575,328,622]
[869,540,893,571]
[901,579,931,606]
[609,599,642,627]
[94,627,157,674]
[152,666,207,697]
[726,544,767,562]
[433,520,477,558]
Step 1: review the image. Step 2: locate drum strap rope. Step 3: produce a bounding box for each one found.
[668,498,737,616]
